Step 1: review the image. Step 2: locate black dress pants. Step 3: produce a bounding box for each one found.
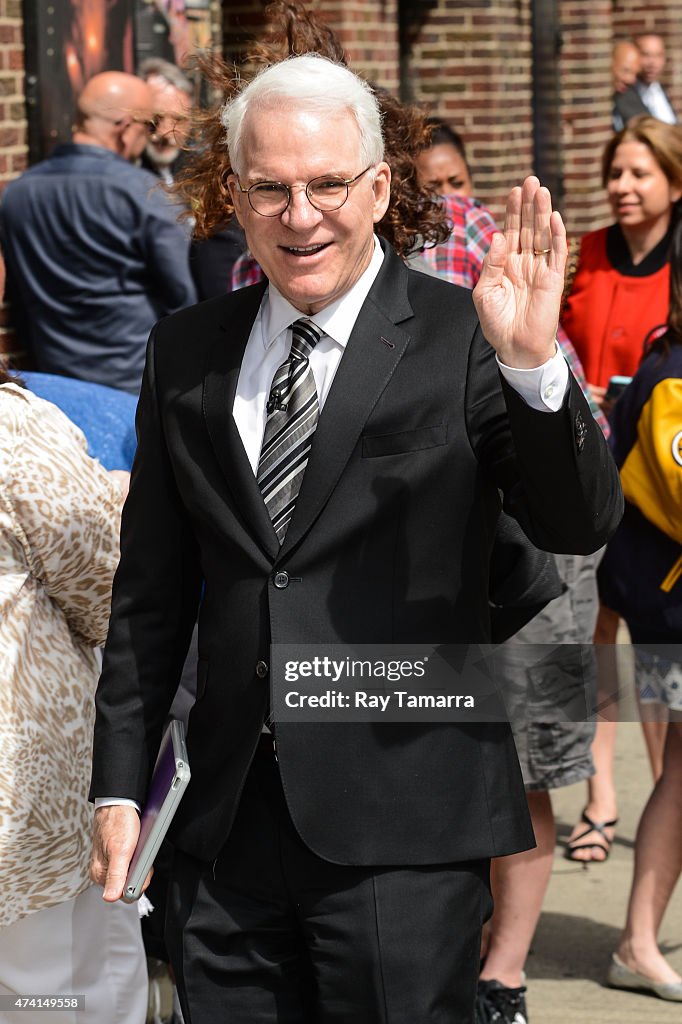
[166,739,493,1024]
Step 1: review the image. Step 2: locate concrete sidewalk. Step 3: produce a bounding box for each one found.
[526,720,681,1024]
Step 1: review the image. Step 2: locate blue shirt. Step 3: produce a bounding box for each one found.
[20,371,137,471]
[0,143,197,393]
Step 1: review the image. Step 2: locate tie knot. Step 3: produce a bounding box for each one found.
[290,318,321,361]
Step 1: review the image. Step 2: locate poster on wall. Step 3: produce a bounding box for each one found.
[23,0,136,160]
[22,0,214,163]
[135,0,213,66]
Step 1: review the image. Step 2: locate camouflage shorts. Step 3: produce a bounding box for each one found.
[493,552,601,791]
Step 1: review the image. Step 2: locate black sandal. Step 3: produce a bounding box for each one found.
[565,809,618,863]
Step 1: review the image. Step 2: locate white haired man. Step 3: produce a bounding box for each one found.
[138,57,193,183]
[90,55,622,1023]
[634,33,677,124]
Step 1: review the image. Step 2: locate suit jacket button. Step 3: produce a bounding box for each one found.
[273,571,290,589]
[256,660,269,679]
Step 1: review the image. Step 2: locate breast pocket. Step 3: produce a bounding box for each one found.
[361,423,448,458]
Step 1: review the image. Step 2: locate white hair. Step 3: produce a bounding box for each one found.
[222,54,384,175]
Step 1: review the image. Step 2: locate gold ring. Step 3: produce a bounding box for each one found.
[533,247,552,255]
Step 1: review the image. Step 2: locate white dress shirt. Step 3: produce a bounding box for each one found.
[636,81,677,124]
[96,236,569,811]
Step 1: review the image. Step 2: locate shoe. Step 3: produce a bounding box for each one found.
[564,809,618,863]
[607,953,682,1001]
[475,978,528,1023]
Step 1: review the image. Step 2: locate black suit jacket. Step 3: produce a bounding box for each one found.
[613,86,650,130]
[91,244,622,865]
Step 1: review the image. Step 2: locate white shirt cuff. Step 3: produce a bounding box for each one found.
[95,797,141,813]
[496,344,570,412]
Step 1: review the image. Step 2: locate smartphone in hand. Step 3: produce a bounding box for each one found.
[604,375,632,402]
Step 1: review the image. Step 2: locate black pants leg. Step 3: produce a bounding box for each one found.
[166,746,492,1024]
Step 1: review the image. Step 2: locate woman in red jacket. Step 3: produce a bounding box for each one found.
[562,116,682,864]
[563,115,682,407]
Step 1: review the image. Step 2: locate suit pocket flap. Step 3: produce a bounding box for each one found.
[361,423,447,458]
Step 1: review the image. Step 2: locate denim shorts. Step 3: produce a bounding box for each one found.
[627,625,682,713]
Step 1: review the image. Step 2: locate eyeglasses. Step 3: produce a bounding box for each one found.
[92,113,160,136]
[132,115,161,136]
[235,166,374,217]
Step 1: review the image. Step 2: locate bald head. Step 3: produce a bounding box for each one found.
[612,41,641,93]
[74,72,155,161]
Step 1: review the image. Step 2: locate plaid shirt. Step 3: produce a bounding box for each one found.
[231,252,264,291]
[230,193,497,293]
[418,193,497,289]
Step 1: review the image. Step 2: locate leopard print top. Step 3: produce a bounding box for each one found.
[0,383,122,926]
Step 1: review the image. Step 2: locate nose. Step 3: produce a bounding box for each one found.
[280,185,324,230]
[611,171,635,193]
[151,114,175,142]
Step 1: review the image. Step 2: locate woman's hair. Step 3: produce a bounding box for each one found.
[645,215,682,358]
[171,0,449,254]
[424,117,469,163]
[601,115,682,192]
[0,363,23,386]
[223,55,384,177]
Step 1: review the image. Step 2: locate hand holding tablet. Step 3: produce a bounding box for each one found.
[122,720,191,904]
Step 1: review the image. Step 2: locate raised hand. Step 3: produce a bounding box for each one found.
[472,176,568,368]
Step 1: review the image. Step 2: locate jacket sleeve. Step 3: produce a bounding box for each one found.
[90,326,203,802]
[465,326,624,554]
[140,187,198,313]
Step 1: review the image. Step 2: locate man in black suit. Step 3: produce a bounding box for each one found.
[633,32,677,124]
[90,55,622,1023]
[612,39,649,131]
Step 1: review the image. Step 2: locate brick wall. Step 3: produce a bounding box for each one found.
[557,1,614,241]
[0,0,26,363]
[401,0,534,223]
[222,1,621,237]
[614,0,682,111]
[223,0,682,245]
[224,1,534,223]
[223,0,399,88]
[322,1,399,92]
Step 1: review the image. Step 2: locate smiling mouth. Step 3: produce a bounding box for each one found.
[281,243,330,257]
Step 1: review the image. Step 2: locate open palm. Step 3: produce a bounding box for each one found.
[473,176,568,368]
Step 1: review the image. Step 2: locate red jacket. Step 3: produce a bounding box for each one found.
[561,227,670,388]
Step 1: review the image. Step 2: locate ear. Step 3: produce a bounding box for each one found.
[671,184,682,205]
[371,162,392,224]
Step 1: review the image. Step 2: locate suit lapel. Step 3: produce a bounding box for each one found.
[279,247,413,557]
[203,283,280,561]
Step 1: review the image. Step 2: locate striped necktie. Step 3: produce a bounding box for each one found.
[257,318,322,543]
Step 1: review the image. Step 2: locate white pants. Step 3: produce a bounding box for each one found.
[0,885,148,1024]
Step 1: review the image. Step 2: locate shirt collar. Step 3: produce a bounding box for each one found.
[260,236,384,352]
[606,222,673,277]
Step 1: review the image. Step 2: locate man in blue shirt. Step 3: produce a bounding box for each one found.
[0,71,196,394]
